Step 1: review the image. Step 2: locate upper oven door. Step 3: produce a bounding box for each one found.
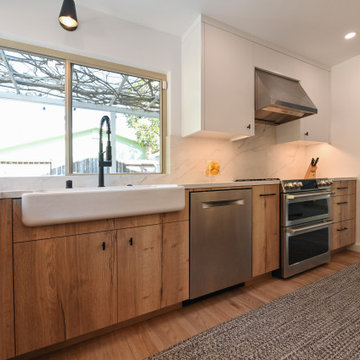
[282,191,331,227]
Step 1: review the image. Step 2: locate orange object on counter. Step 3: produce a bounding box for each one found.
[206,161,220,176]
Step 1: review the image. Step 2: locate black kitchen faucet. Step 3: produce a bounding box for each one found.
[98,115,112,187]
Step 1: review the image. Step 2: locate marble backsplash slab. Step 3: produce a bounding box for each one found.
[0,123,356,191]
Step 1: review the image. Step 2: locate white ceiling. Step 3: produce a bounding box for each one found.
[77,0,360,67]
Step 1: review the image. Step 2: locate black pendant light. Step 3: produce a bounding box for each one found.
[58,0,78,31]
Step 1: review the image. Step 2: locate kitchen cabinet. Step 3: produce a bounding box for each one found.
[3,195,191,358]
[162,221,189,307]
[253,43,330,144]
[182,17,254,139]
[331,180,356,197]
[117,225,162,322]
[331,219,355,250]
[182,15,330,143]
[331,180,356,250]
[252,184,280,277]
[14,231,117,355]
[0,200,14,360]
[117,219,190,321]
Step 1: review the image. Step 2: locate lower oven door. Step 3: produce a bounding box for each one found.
[281,220,333,278]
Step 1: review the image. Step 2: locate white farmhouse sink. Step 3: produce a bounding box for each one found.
[21,185,185,226]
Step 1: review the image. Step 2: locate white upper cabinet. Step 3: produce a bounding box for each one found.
[182,18,254,140]
[182,16,330,143]
[253,44,331,144]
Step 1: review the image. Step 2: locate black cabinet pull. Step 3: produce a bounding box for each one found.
[102,242,106,251]
[337,227,348,232]
[336,201,348,205]
[247,124,251,129]
[260,193,277,197]
[129,237,133,246]
[336,187,348,190]
[304,131,309,136]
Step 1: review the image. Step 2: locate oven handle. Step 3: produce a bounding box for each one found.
[287,220,334,234]
[286,191,332,200]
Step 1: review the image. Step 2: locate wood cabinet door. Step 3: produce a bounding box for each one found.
[117,225,162,322]
[162,221,189,307]
[14,231,117,355]
[252,185,280,277]
[0,199,14,360]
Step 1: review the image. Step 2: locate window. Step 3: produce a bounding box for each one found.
[0,49,65,176]
[0,43,165,177]
[71,64,161,174]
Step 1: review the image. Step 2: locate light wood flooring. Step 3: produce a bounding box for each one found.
[38,250,360,360]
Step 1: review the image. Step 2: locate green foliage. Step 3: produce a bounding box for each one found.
[126,116,160,157]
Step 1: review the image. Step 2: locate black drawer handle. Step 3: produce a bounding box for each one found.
[260,193,277,197]
[102,242,106,251]
[337,227,348,232]
[129,237,133,246]
[336,187,348,190]
[336,201,349,205]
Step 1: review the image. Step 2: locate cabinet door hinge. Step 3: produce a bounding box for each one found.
[162,81,168,90]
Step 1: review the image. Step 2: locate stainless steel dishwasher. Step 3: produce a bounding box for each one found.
[190,189,252,299]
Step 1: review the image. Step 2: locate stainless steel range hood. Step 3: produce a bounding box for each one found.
[255,68,317,125]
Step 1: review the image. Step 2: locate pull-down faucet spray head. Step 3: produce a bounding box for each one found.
[98,115,112,187]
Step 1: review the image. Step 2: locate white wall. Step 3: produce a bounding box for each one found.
[0,0,182,135]
[305,55,360,249]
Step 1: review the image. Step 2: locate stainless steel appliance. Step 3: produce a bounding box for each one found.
[190,189,252,299]
[255,68,318,125]
[280,178,333,278]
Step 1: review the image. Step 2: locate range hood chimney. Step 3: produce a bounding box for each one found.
[255,68,317,125]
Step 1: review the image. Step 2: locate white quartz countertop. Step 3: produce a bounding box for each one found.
[0,190,30,199]
[0,177,356,199]
[332,177,357,181]
[183,180,280,189]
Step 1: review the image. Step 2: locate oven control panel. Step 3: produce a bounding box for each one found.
[316,179,333,187]
[281,178,333,193]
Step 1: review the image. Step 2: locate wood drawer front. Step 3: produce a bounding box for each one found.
[331,195,355,223]
[331,219,355,250]
[331,180,356,197]
[114,214,162,229]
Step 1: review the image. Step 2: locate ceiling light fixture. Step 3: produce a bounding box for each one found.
[344,32,356,40]
[59,0,78,31]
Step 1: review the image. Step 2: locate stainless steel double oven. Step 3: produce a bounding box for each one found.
[280,179,333,278]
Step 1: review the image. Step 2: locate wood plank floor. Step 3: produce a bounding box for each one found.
[40,250,360,360]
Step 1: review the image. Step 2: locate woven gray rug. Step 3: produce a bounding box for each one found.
[147,262,360,360]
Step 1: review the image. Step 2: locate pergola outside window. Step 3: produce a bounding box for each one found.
[0,45,165,177]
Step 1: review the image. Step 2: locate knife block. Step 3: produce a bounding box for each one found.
[304,164,317,179]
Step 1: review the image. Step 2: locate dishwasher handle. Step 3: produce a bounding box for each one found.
[202,199,245,209]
